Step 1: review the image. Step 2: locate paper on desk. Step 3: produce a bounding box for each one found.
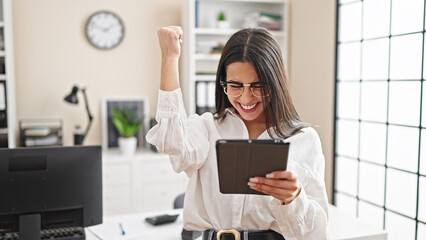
[88,219,156,240]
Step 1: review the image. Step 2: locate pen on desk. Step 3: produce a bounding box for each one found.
[119,222,126,236]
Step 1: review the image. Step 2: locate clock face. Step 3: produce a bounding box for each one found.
[86,11,124,50]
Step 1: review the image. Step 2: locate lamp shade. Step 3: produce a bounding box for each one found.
[64,86,79,104]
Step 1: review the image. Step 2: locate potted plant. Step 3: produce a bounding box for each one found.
[217,11,230,29]
[112,108,142,155]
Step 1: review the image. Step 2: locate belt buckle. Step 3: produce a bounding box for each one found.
[216,229,241,240]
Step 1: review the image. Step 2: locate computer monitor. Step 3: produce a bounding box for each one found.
[0,146,102,239]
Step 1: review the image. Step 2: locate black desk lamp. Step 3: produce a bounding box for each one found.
[64,86,93,145]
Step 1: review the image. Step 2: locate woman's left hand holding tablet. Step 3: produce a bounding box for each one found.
[248,171,301,205]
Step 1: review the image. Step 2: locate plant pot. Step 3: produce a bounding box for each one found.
[217,20,230,29]
[118,136,137,155]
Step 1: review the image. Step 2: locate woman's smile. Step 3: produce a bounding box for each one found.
[238,102,259,112]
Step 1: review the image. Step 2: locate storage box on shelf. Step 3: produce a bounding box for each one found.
[19,119,63,147]
[182,0,289,115]
[102,150,188,215]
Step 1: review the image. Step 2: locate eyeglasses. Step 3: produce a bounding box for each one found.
[220,81,270,98]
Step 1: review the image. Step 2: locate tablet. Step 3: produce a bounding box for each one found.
[216,139,290,195]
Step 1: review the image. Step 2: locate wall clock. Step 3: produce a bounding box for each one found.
[86,11,125,50]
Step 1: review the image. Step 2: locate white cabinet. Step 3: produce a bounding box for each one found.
[102,151,188,215]
[181,0,289,114]
[0,0,16,148]
[134,152,188,212]
[102,157,134,215]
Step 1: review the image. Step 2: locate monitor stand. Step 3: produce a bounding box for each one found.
[19,214,41,240]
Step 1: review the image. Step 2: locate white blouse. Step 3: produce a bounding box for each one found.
[146,89,329,240]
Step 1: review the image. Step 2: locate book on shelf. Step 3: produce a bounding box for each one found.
[0,132,7,148]
[0,81,6,129]
[196,72,217,75]
[195,0,199,28]
[196,81,216,114]
[0,81,5,110]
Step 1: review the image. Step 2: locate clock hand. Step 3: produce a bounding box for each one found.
[100,25,110,32]
[104,24,118,32]
[91,23,105,32]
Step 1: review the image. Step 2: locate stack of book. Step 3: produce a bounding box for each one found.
[243,12,282,31]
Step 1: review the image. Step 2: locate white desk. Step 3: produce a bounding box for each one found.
[86,209,184,240]
[327,205,387,240]
[86,205,387,240]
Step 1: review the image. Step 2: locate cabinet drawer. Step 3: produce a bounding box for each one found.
[139,161,183,183]
[136,183,185,211]
[103,163,132,185]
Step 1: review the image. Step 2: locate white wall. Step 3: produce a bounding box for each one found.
[290,0,336,201]
[12,0,335,200]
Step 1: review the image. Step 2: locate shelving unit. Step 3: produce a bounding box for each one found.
[0,0,16,148]
[182,0,289,115]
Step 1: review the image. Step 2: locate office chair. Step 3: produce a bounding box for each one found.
[174,193,201,240]
[174,193,185,209]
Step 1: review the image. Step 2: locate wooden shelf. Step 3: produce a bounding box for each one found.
[195,74,216,81]
[195,53,221,61]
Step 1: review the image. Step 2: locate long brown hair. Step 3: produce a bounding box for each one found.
[215,28,308,138]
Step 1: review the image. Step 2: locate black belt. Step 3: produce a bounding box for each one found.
[202,229,285,240]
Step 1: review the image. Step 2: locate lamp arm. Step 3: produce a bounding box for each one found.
[81,88,94,139]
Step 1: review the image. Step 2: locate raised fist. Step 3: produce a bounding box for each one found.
[157,26,183,59]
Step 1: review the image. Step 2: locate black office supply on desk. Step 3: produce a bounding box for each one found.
[0,146,103,240]
[19,119,63,147]
[216,139,290,195]
[145,214,179,226]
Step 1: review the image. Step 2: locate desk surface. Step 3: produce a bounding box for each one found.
[86,205,387,240]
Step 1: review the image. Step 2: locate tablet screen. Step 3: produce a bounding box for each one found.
[216,139,290,195]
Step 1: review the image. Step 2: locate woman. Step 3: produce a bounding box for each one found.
[147,26,328,240]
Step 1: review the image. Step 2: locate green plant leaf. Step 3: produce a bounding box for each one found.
[111,108,143,138]
[218,12,226,21]
[112,109,127,124]
[112,118,125,136]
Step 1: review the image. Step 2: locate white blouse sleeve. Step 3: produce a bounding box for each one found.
[146,89,211,176]
[269,128,329,239]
